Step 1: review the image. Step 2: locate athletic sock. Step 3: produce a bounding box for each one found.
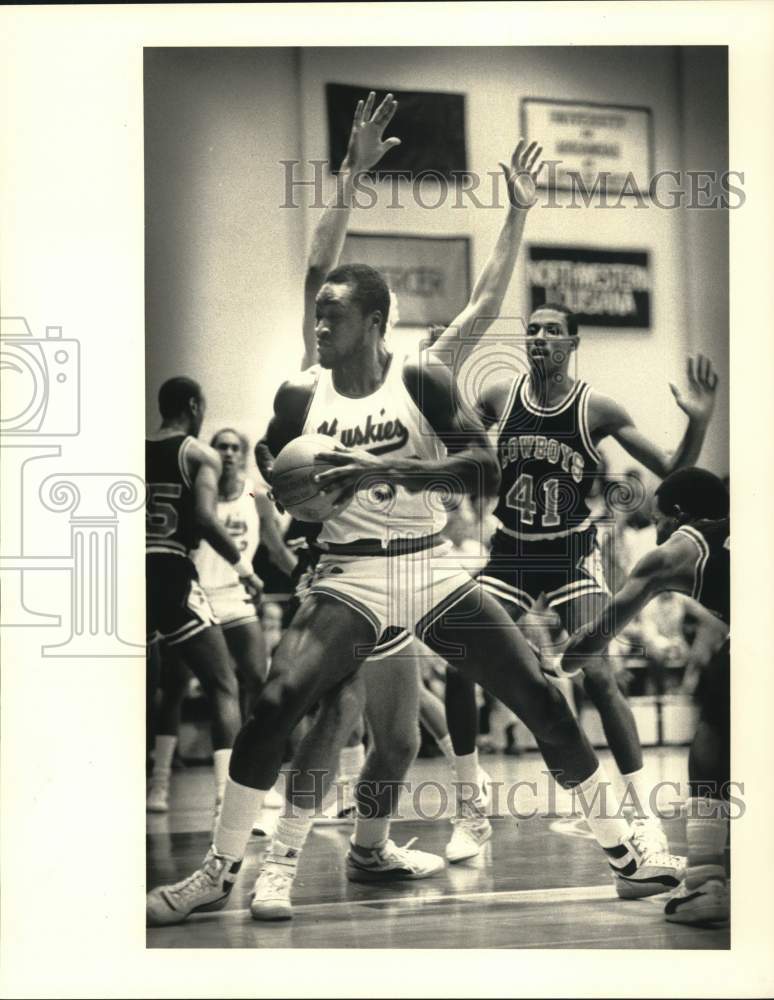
[453,750,483,801]
[212,748,232,802]
[338,744,366,783]
[214,777,265,859]
[621,768,655,821]
[353,815,391,849]
[271,809,315,861]
[436,734,455,761]
[572,764,631,849]
[151,735,176,783]
[685,797,728,886]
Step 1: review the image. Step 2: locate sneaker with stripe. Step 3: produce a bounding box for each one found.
[346,837,445,882]
[664,872,729,926]
[146,846,242,926]
[605,827,685,899]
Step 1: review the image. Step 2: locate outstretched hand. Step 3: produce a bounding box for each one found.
[499,138,544,209]
[342,91,401,173]
[669,354,718,424]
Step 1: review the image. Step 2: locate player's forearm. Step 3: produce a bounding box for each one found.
[266,539,298,578]
[383,447,501,501]
[196,515,245,569]
[306,168,356,283]
[664,416,710,475]
[470,204,528,314]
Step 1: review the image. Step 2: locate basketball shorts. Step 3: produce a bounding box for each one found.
[305,539,476,655]
[478,526,610,628]
[293,546,415,660]
[205,583,258,631]
[146,553,217,647]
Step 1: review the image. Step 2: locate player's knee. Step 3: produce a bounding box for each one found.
[526,682,577,745]
[249,676,301,729]
[371,728,420,774]
[582,661,619,705]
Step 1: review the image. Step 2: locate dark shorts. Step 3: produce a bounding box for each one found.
[478,526,609,626]
[146,553,216,647]
[696,638,730,733]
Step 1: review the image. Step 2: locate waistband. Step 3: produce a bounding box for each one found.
[314,532,444,558]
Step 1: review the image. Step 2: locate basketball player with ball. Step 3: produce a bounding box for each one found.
[251,93,545,873]
[147,135,691,926]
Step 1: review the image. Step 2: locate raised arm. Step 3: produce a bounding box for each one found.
[301,91,401,369]
[430,139,543,366]
[593,354,718,479]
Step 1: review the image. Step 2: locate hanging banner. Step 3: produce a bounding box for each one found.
[521,98,654,195]
[527,245,652,329]
[341,233,470,327]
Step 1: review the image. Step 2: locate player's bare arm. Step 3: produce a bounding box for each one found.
[255,373,318,482]
[589,354,718,478]
[430,139,543,365]
[561,532,698,670]
[188,440,263,596]
[313,359,500,500]
[476,377,518,429]
[254,489,299,577]
[301,91,401,369]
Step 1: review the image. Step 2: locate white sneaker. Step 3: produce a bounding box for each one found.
[146,779,170,814]
[346,837,445,882]
[146,846,242,926]
[250,853,297,921]
[631,816,670,854]
[664,874,729,926]
[446,798,493,863]
[606,828,685,900]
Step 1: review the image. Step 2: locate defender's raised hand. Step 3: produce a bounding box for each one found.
[669,354,719,424]
[342,91,401,173]
[499,138,544,209]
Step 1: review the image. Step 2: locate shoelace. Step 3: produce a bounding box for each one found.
[168,856,223,902]
[451,796,488,827]
[629,824,675,865]
[378,837,420,866]
[256,864,293,895]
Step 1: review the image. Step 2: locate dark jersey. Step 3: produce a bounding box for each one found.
[493,375,600,540]
[674,519,730,625]
[145,435,200,557]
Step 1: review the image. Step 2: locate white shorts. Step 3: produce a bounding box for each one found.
[205,583,258,630]
[306,540,477,652]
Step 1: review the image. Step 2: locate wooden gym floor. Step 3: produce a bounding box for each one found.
[147,749,730,950]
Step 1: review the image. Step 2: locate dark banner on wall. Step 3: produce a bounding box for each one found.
[326,82,467,179]
[341,233,470,327]
[528,245,651,329]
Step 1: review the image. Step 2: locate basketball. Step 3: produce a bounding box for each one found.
[271,433,352,522]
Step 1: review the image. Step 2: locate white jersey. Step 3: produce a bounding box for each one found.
[303,355,447,545]
[192,478,260,591]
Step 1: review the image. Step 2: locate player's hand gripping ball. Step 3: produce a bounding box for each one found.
[271,434,353,522]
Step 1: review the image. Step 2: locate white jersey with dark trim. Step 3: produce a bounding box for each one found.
[192,478,261,591]
[302,355,447,546]
[492,375,601,541]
